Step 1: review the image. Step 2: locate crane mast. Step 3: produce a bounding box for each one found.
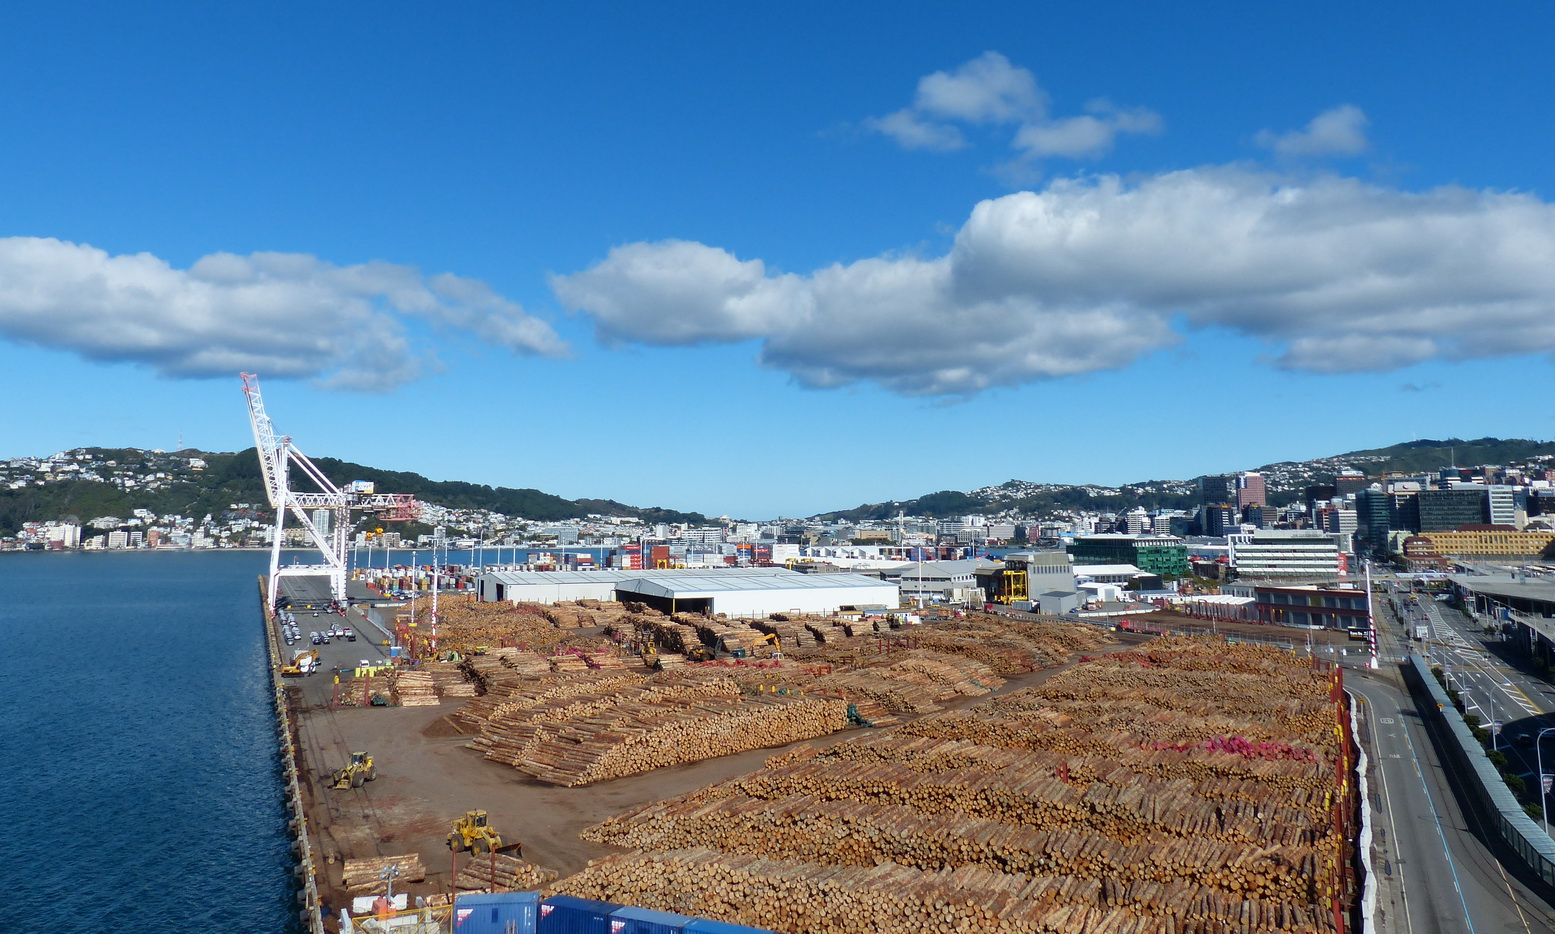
[241,373,417,608]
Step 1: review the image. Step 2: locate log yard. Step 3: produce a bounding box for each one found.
[266,585,1364,934]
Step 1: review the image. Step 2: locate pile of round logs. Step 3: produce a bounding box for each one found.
[342,854,426,893]
[450,617,1113,785]
[390,670,438,706]
[558,637,1351,934]
[454,852,560,892]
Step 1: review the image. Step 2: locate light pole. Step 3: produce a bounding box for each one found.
[1537,726,1555,836]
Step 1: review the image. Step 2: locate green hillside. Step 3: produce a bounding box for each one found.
[0,448,706,534]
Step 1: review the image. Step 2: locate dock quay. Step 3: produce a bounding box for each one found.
[262,577,1364,933]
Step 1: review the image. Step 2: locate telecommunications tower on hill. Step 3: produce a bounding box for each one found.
[241,373,418,608]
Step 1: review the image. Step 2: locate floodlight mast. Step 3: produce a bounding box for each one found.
[241,373,418,608]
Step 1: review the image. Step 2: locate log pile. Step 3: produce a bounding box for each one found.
[342,854,426,893]
[555,847,1332,934]
[454,852,560,891]
[424,660,477,698]
[391,670,438,706]
[563,637,1350,933]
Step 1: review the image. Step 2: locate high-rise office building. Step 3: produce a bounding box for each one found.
[1237,472,1267,509]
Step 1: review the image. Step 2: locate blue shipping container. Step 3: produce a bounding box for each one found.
[609,905,694,934]
[682,920,777,934]
[538,894,619,934]
[454,891,542,934]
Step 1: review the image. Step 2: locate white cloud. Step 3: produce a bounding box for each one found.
[865,52,1161,164]
[1256,104,1370,157]
[861,109,967,152]
[913,51,1048,124]
[554,167,1555,396]
[0,238,567,390]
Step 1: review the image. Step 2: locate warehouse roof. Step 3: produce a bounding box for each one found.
[1449,575,1555,603]
[616,572,893,599]
[477,567,796,586]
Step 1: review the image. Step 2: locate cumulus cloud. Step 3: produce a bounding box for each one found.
[1256,104,1370,157]
[913,51,1048,125]
[0,239,567,390]
[865,52,1161,163]
[554,167,1555,396]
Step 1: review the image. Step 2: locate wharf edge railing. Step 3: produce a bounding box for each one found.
[1403,652,1555,887]
[261,577,328,934]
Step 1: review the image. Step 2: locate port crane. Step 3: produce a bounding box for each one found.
[241,373,418,609]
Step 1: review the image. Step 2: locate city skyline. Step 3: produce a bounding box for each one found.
[2,4,1553,517]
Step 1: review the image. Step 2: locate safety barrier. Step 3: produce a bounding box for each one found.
[1404,653,1555,886]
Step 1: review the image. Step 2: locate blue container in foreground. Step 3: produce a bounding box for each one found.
[454,891,542,934]
[609,905,696,934]
[538,894,619,934]
[683,920,777,934]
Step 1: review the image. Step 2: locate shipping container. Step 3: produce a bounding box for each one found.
[608,905,695,934]
[538,894,619,934]
[682,920,776,934]
[454,891,541,934]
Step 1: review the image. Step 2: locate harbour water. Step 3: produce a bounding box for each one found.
[0,552,298,933]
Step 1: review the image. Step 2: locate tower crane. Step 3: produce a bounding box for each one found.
[241,373,418,609]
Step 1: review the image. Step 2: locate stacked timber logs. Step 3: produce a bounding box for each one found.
[424,660,477,698]
[454,852,560,891]
[554,848,1334,934]
[391,670,438,706]
[563,637,1350,934]
[342,854,426,893]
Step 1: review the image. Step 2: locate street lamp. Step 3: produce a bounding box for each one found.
[1537,727,1555,836]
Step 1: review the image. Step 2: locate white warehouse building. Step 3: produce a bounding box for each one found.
[474,567,898,618]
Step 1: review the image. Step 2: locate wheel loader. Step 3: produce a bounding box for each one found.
[446,809,522,857]
[330,751,378,789]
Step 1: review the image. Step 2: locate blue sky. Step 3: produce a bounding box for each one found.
[2,3,1553,518]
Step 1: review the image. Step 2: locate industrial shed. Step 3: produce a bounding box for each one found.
[613,571,900,617]
[474,567,815,607]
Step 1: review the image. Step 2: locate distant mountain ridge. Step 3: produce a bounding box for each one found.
[0,447,706,535]
[811,437,1555,522]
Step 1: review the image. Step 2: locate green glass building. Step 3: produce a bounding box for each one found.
[1067,534,1190,578]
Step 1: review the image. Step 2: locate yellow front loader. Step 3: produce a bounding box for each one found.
[330,751,377,789]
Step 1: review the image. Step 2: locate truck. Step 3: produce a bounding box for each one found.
[1414,624,1430,641]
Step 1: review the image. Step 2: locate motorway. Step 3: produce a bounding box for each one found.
[1355,583,1555,933]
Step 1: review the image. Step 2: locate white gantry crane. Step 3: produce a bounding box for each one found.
[241,373,418,609]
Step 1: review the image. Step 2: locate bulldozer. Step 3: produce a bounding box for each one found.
[330,751,377,789]
[447,809,521,857]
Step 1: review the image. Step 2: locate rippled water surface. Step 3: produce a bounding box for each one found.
[0,552,297,933]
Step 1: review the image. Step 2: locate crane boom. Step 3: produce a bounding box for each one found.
[240,373,418,608]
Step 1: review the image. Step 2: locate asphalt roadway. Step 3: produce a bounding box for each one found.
[1355,584,1555,934]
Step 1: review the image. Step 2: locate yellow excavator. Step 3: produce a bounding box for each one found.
[447,809,522,857]
[750,633,781,658]
[281,649,320,677]
[330,751,377,789]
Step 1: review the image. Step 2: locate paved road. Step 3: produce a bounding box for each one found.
[1407,593,1555,798]
[1353,579,1555,933]
[1350,673,1554,933]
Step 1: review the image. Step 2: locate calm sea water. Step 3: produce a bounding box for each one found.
[0,552,298,933]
